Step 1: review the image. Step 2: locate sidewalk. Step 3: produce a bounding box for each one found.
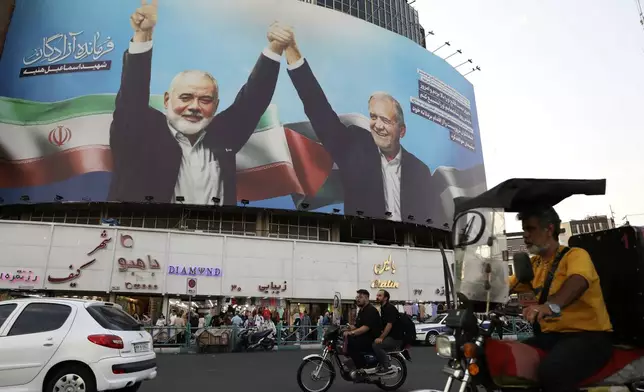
[154,342,322,354]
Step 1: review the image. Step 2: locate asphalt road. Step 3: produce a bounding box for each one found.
[140,346,449,392]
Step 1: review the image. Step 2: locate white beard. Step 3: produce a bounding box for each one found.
[166,109,214,136]
[528,244,546,255]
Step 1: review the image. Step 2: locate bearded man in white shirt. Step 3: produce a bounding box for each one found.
[109,0,293,205]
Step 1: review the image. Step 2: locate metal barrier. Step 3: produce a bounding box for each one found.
[143,326,187,348]
[144,320,532,353]
[143,325,237,353]
[276,324,325,349]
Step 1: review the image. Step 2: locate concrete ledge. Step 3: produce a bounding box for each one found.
[300,344,322,350]
[276,344,301,351]
[154,347,182,354]
[153,343,322,354]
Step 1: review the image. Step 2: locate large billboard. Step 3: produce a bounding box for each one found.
[0,0,486,227]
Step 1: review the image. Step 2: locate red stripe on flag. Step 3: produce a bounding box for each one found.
[0,146,113,188]
[283,127,333,196]
[236,161,304,201]
[0,127,334,202]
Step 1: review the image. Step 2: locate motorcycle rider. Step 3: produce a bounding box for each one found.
[344,289,382,371]
[373,289,403,376]
[510,206,613,392]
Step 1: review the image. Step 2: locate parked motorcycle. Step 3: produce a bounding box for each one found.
[237,327,276,352]
[296,325,411,392]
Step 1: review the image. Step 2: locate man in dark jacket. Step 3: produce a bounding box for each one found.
[344,289,382,370]
[373,289,403,375]
[109,0,291,205]
[269,28,440,223]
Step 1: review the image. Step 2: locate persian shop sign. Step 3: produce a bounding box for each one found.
[1,270,39,284]
[168,266,222,277]
[371,280,400,289]
[371,255,400,288]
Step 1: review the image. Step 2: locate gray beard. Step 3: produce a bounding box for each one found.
[528,244,549,256]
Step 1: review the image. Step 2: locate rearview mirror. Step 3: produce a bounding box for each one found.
[512,252,534,283]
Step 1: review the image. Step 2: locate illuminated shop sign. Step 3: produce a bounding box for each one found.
[371,280,400,289]
[168,266,222,277]
[372,255,400,288]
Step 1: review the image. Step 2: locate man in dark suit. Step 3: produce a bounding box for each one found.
[271,29,439,223]
[109,0,292,205]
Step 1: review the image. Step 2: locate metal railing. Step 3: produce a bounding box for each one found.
[276,324,326,348]
[143,323,329,353]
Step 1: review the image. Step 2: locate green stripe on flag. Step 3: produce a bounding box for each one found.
[256,104,280,132]
[0,94,166,126]
[0,94,277,132]
[149,95,165,112]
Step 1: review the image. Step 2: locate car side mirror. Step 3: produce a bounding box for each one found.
[513,252,534,283]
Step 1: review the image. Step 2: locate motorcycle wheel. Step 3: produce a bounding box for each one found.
[263,341,275,351]
[377,355,408,391]
[296,357,335,392]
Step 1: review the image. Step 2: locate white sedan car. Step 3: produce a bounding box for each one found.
[415,314,450,345]
[0,298,157,392]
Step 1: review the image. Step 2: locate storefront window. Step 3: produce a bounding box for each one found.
[114,295,162,326]
[288,301,338,326]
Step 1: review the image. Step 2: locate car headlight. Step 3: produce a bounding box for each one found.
[435,335,456,359]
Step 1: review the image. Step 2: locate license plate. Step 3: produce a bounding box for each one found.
[133,342,149,353]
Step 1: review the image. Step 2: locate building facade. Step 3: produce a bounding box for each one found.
[0,219,451,325]
[300,0,426,47]
[568,215,615,236]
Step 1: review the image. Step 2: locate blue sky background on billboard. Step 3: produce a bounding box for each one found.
[0,0,484,214]
[415,0,644,228]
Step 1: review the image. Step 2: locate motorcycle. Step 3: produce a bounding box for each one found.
[434,293,644,392]
[427,178,644,392]
[237,327,276,352]
[296,325,411,392]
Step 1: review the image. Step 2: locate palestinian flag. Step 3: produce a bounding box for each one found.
[0,94,344,208]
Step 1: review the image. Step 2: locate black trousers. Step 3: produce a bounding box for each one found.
[347,335,373,369]
[372,337,401,368]
[523,331,612,392]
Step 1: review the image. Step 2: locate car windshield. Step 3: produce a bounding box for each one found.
[425,314,443,323]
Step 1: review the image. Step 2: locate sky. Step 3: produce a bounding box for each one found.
[414,0,644,231]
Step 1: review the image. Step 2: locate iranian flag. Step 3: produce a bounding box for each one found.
[0,94,345,208]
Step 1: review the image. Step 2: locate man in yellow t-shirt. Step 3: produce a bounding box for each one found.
[509,206,613,392]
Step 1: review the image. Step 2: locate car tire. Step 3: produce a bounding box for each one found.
[116,382,142,392]
[425,332,439,346]
[44,364,97,392]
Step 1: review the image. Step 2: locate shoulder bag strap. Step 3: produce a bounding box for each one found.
[538,247,571,305]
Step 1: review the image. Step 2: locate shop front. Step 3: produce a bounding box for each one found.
[1,223,52,295]
[164,232,226,325]
[221,236,292,324]
[0,221,455,321]
[42,226,114,301]
[109,230,166,323]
